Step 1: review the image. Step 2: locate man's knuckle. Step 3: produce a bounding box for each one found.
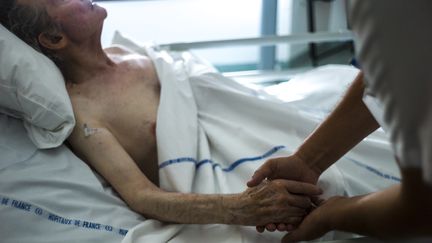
[272,180,283,187]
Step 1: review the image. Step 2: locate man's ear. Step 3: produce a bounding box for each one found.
[38,32,67,50]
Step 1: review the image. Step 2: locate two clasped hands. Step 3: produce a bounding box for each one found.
[245,153,341,243]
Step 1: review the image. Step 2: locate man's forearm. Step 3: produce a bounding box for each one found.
[131,180,312,226]
[132,190,235,224]
[68,124,239,225]
[296,73,380,173]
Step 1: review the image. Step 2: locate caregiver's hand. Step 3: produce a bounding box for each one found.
[247,154,321,187]
[248,154,324,233]
[228,179,322,226]
[281,196,344,243]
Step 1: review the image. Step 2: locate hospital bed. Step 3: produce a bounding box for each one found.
[0,18,398,242]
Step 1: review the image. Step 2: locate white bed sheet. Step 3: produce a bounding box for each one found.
[113,34,400,243]
[0,114,144,243]
[0,44,400,243]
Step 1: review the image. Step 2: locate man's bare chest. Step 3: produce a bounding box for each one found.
[96,67,160,133]
[69,63,160,142]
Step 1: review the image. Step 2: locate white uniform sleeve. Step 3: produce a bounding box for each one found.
[350,0,432,185]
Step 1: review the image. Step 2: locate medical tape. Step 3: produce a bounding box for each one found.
[0,194,129,237]
[83,123,99,137]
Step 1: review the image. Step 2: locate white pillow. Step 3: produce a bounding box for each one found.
[0,24,75,149]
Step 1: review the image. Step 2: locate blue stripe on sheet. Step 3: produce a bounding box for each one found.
[159,146,401,183]
[159,145,286,172]
[0,194,129,237]
[346,157,401,182]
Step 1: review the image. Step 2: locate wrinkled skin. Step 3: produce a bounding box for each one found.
[247,154,322,232]
[229,179,322,226]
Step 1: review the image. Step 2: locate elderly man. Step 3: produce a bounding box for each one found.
[0,0,322,227]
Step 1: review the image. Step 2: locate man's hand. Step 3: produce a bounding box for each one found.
[247,154,323,233]
[247,154,321,188]
[281,196,343,243]
[227,180,322,226]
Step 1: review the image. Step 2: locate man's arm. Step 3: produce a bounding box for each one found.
[283,168,432,242]
[248,72,379,186]
[68,119,322,225]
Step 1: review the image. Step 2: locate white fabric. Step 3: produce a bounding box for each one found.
[350,0,432,185]
[113,34,400,243]
[0,32,401,242]
[0,114,144,243]
[0,24,75,149]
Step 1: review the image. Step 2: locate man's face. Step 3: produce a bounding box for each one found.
[42,0,107,43]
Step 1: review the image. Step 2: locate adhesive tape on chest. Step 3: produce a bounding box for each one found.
[83,123,99,137]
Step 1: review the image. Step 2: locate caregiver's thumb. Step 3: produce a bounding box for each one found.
[247,159,277,187]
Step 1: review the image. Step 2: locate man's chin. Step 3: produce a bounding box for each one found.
[94,4,108,18]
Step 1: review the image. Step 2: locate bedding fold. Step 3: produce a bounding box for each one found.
[117,40,399,243]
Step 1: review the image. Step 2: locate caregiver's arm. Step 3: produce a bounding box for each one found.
[283,168,432,242]
[248,72,380,186]
[67,119,322,225]
[295,72,380,174]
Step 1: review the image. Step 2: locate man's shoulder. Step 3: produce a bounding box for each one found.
[105,45,149,63]
[105,45,152,72]
[104,45,134,55]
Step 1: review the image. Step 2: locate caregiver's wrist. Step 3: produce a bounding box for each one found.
[294,148,327,176]
[324,196,352,231]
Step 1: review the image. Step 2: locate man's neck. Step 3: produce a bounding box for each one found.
[59,39,116,84]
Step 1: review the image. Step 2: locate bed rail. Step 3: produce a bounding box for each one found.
[159,31,353,51]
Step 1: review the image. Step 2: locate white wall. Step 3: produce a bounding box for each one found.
[99,0,262,66]
[98,0,348,67]
[276,0,294,63]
